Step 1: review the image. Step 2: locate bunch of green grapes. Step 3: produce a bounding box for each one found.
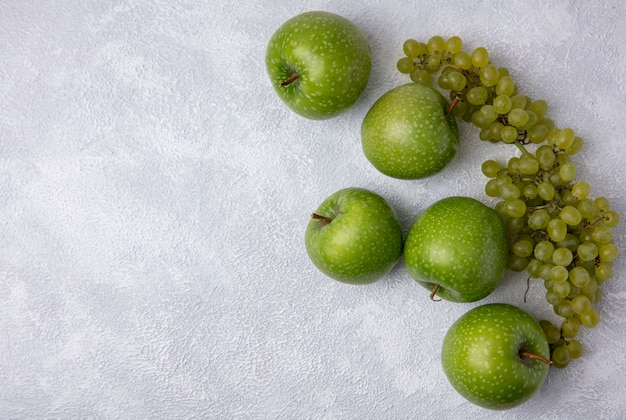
[396,36,621,368]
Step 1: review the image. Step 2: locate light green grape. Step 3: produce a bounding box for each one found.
[493,95,512,114]
[552,247,573,266]
[534,240,554,261]
[561,317,581,339]
[471,46,489,67]
[560,206,582,226]
[427,35,445,54]
[479,64,500,86]
[559,162,577,182]
[577,242,599,261]
[495,76,515,96]
[547,218,568,242]
[572,181,591,200]
[579,309,600,328]
[566,340,583,359]
[571,295,592,315]
[501,126,519,143]
[397,57,415,74]
[467,86,488,105]
[508,108,530,128]
[403,39,424,58]
[528,209,551,230]
[603,210,620,228]
[598,242,619,262]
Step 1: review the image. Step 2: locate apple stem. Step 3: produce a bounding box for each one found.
[519,350,553,365]
[429,284,442,302]
[311,213,333,225]
[279,73,300,87]
[445,94,461,117]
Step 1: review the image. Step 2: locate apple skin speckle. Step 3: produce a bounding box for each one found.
[441,303,550,410]
[361,83,459,179]
[403,196,508,302]
[266,11,372,120]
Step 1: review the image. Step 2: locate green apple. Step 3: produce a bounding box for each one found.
[265,11,372,120]
[361,83,459,179]
[403,196,508,302]
[442,303,552,410]
[305,188,403,284]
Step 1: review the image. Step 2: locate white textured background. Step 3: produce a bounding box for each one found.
[1,0,625,418]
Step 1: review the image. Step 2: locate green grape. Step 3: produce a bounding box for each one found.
[554,128,575,150]
[452,50,472,70]
[523,184,538,199]
[481,159,501,178]
[602,210,620,227]
[509,95,528,109]
[528,209,551,230]
[500,183,521,200]
[565,136,584,155]
[504,198,526,218]
[568,266,591,288]
[561,317,581,338]
[552,247,573,266]
[598,242,619,262]
[501,126,519,143]
[471,46,489,67]
[557,233,580,253]
[493,95,512,114]
[539,262,554,281]
[479,64,500,86]
[410,68,430,85]
[507,157,520,173]
[561,189,578,207]
[488,121,504,140]
[595,196,611,212]
[427,35,445,54]
[552,344,571,365]
[534,240,554,261]
[495,76,515,96]
[539,320,561,344]
[536,145,556,169]
[566,340,583,360]
[426,53,441,68]
[571,295,592,315]
[509,254,528,271]
[527,258,542,277]
[552,281,571,299]
[479,105,498,123]
[577,242,598,262]
[579,309,600,328]
[560,206,582,226]
[578,229,593,244]
[528,124,549,144]
[581,278,598,297]
[572,181,590,200]
[507,108,530,128]
[555,299,574,318]
[467,86,488,105]
[445,36,462,53]
[595,262,613,282]
[506,216,526,234]
[447,70,467,91]
[550,265,569,283]
[397,57,415,74]
[513,236,534,257]
[537,181,555,200]
[545,290,562,305]
[559,162,577,182]
[518,155,539,175]
[471,111,489,128]
[403,39,424,58]
[529,99,548,120]
[547,219,568,242]
[521,110,538,130]
[577,199,598,219]
[485,178,500,197]
[592,225,613,244]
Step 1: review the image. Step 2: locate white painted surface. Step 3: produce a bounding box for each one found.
[1,0,625,418]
